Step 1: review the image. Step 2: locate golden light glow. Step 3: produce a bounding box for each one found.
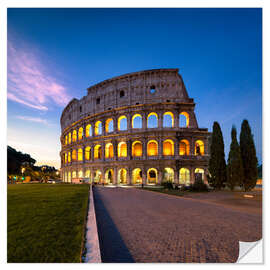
[118,168,127,184]
[163,112,174,127]
[94,145,102,159]
[180,112,189,127]
[164,167,174,182]
[132,168,142,184]
[147,168,158,184]
[78,170,83,178]
[85,146,91,160]
[105,118,114,133]
[68,152,71,163]
[86,124,92,137]
[132,114,142,128]
[85,170,90,178]
[68,172,71,182]
[105,143,114,158]
[195,140,204,155]
[147,112,158,128]
[95,121,102,135]
[78,127,83,140]
[72,149,77,161]
[118,115,127,130]
[105,169,114,184]
[72,171,76,178]
[94,170,102,183]
[132,141,142,156]
[195,168,204,181]
[65,135,68,145]
[65,153,67,163]
[179,139,190,155]
[118,142,127,157]
[78,148,83,161]
[180,168,190,184]
[163,139,174,156]
[68,132,71,144]
[147,140,158,156]
[72,130,77,142]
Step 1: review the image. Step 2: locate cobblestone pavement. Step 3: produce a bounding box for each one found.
[93,187,262,263]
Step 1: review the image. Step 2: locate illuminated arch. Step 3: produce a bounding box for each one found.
[72,171,77,179]
[147,168,158,184]
[85,146,91,160]
[105,143,114,158]
[94,170,102,183]
[85,170,91,183]
[164,168,174,182]
[105,169,114,184]
[118,142,127,157]
[78,170,83,178]
[68,172,71,182]
[68,152,71,163]
[195,168,204,182]
[118,168,127,184]
[65,135,68,145]
[163,139,174,156]
[179,168,190,185]
[132,168,142,184]
[77,148,83,161]
[72,149,77,161]
[147,112,158,128]
[179,112,189,127]
[132,141,142,157]
[195,140,204,155]
[64,153,67,164]
[163,112,174,127]
[68,132,71,144]
[95,121,102,135]
[78,127,83,140]
[147,140,158,156]
[94,145,102,159]
[132,114,142,128]
[179,139,190,155]
[105,118,114,133]
[72,130,77,142]
[118,115,127,131]
[85,124,92,137]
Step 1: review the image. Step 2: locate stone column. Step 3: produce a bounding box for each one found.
[82,146,85,163]
[158,137,162,158]
[174,168,179,185]
[158,111,163,129]
[142,112,147,130]
[191,167,195,184]
[174,111,179,129]
[127,168,132,185]
[142,168,146,185]
[127,114,131,131]
[102,119,106,136]
[113,140,118,161]
[91,144,94,161]
[113,167,117,185]
[127,139,132,160]
[101,142,105,161]
[158,167,163,184]
[143,138,147,159]
[174,139,179,158]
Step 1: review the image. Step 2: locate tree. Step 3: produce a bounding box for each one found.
[227,126,244,190]
[208,122,227,189]
[240,119,258,191]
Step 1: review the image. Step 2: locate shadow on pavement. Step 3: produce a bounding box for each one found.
[93,187,135,263]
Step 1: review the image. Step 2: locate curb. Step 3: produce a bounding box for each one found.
[83,185,102,263]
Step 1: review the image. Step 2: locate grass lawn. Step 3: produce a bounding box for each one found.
[8,184,89,263]
[138,187,185,197]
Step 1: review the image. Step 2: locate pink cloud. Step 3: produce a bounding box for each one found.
[8,41,71,110]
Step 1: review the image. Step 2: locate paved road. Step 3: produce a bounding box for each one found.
[93,187,262,263]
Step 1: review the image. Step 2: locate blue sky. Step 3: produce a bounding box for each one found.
[7,8,262,168]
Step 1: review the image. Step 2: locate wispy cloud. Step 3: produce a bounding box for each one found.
[8,40,71,111]
[15,115,49,125]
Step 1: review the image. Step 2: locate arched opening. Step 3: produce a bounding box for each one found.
[65,135,68,145]
[77,148,83,161]
[78,170,83,178]
[105,143,114,158]
[163,168,174,182]
[105,118,114,133]
[147,140,158,156]
[147,168,158,184]
[72,149,77,161]
[195,168,204,182]
[163,139,174,156]
[65,153,67,164]
[85,146,91,160]
[132,114,142,129]
[105,169,114,184]
[72,130,77,142]
[120,90,125,98]
[94,170,102,184]
[132,141,142,157]
[195,140,204,155]
[179,139,190,155]
[94,145,102,159]
[78,127,83,140]
[118,115,127,131]
[163,112,174,127]
[86,124,92,137]
[118,142,127,157]
[95,121,102,135]
[68,172,71,182]
[147,112,158,128]
[118,168,127,184]
[68,132,71,144]
[132,168,142,184]
[72,171,77,179]
[179,112,189,127]
[68,152,71,163]
[179,168,190,185]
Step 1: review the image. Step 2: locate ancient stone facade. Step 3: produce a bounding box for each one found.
[60,68,211,185]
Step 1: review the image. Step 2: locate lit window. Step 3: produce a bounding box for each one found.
[72,130,77,142]
[179,112,189,127]
[132,141,142,157]
[105,143,114,158]
[94,145,102,159]
[118,142,127,157]
[163,112,174,127]
[85,146,91,160]
[132,114,142,129]
[86,124,92,137]
[147,140,158,156]
[147,112,158,128]
[163,139,174,156]
[78,148,83,161]
[179,168,190,185]
[195,140,204,155]
[105,118,114,133]
[179,139,190,155]
[78,127,83,140]
[95,121,102,135]
[118,116,127,131]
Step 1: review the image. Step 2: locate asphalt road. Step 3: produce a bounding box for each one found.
[93,187,262,263]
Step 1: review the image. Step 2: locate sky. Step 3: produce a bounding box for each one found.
[7,8,262,169]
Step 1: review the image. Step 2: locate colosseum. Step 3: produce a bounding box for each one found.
[60,68,211,186]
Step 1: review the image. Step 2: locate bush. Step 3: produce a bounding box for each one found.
[189,179,209,192]
[161,181,174,190]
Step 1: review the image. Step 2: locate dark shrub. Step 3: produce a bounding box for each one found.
[161,181,174,190]
[190,179,209,192]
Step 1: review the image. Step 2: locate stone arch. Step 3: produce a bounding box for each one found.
[105,169,114,184]
[195,140,204,155]
[179,168,190,185]
[68,171,71,182]
[72,149,77,161]
[85,146,91,160]
[147,140,158,156]
[95,121,102,135]
[72,130,77,142]
[94,145,102,159]
[78,170,83,178]
[132,140,143,157]
[179,139,190,155]
[147,168,158,184]
[147,112,158,128]
[105,143,114,158]
[132,114,142,129]
[72,170,77,179]
[118,141,127,157]
[105,118,114,133]
[94,169,102,183]
[118,168,127,184]
[163,139,174,156]
[179,112,189,127]
[68,132,72,144]
[68,152,71,163]
[118,115,127,131]
[163,111,174,127]
[163,167,174,182]
[132,168,142,184]
[77,148,83,161]
[78,127,83,140]
[195,168,204,182]
[86,124,92,137]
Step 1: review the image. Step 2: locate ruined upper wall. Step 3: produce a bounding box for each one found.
[60,68,193,130]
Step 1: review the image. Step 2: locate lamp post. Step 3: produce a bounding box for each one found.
[21,167,25,182]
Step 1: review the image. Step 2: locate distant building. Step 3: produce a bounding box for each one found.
[60,69,210,185]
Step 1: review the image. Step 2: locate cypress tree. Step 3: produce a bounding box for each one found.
[208,121,227,189]
[227,126,244,191]
[240,119,258,191]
